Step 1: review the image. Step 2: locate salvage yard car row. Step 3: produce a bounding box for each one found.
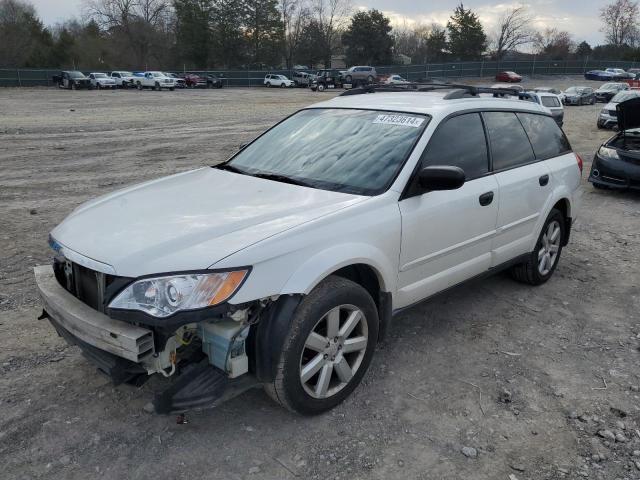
[53,70,224,90]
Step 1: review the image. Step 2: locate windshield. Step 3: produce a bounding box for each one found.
[565,87,583,94]
[612,91,640,103]
[151,72,162,77]
[223,109,429,195]
[69,71,85,79]
[94,73,107,78]
[121,72,133,76]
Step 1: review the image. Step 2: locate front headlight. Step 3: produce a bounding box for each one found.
[600,108,608,115]
[597,146,619,160]
[109,270,248,318]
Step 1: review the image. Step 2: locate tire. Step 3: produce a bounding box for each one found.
[591,97,595,105]
[137,82,142,90]
[169,87,175,91]
[280,82,286,88]
[510,208,565,286]
[154,82,160,91]
[71,83,77,90]
[317,83,325,92]
[264,275,379,415]
[266,82,271,87]
[345,75,352,83]
[367,75,374,84]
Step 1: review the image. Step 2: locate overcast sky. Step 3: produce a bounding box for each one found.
[29,0,605,46]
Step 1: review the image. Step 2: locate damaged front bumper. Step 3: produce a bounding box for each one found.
[34,264,259,413]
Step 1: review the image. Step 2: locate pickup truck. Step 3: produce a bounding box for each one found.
[134,71,176,91]
[110,71,137,88]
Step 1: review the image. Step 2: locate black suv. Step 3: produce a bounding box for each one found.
[310,69,344,91]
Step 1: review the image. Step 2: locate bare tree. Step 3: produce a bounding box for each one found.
[490,6,533,60]
[281,0,309,68]
[600,0,639,46]
[83,0,171,66]
[310,0,350,67]
[533,27,573,59]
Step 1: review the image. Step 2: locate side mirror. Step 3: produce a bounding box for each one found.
[418,166,466,191]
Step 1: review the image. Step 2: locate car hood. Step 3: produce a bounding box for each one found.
[51,168,366,277]
[616,97,640,131]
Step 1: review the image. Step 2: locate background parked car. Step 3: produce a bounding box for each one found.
[310,69,343,91]
[292,71,316,87]
[53,71,92,90]
[164,73,186,88]
[534,87,565,103]
[205,74,224,88]
[595,82,629,102]
[264,74,294,88]
[605,68,634,79]
[382,74,410,85]
[135,71,176,91]
[183,73,207,88]
[522,91,565,126]
[343,66,377,85]
[590,97,640,189]
[110,71,136,88]
[495,71,522,82]
[584,70,613,81]
[597,90,640,129]
[563,86,595,105]
[88,72,117,90]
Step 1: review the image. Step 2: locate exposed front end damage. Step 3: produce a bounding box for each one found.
[34,264,301,414]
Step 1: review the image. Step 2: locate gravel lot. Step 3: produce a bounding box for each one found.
[1,77,639,480]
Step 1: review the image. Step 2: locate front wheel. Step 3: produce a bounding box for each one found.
[280,82,286,88]
[344,75,352,83]
[264,275,378,415]
[510,208,565,286]
[137,82,142,90]
[317,83,325,92]
[265,82,271,87]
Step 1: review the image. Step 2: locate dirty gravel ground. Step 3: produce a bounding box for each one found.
[1,78,639,480]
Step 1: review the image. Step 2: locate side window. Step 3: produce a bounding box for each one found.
[420,113,489,180]
[516,113,571,159]
[483,111,536,170]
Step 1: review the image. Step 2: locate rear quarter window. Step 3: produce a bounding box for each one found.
[541,96,561,108]
[516,113,572,159]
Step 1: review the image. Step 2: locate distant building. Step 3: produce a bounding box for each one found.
[394,54,412,65]
[330,55,346,69]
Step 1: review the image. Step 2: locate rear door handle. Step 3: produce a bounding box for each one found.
[539,174,549,186]
[479,191,494,206]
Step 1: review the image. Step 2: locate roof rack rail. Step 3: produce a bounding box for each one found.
[339,82,530,100]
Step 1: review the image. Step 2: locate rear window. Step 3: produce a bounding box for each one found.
[483,112,535,170]
[516,113,571,159]
[541,96,561,108]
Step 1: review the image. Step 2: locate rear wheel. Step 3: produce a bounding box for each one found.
[317,83,325,92]
[511,209,565,286]
[266,82,271,87]
[137,82,142,90]
[264,275,378,415]
[280,82,286,88]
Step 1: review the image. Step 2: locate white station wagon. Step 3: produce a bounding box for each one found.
[35,84,582,415]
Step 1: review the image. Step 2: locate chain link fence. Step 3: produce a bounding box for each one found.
[1,59,638,87]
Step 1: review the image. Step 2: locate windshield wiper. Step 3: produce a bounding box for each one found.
[251,172,313,188]
[215,163,247,174]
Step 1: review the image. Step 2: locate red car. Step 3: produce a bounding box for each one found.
[495,71,522,83]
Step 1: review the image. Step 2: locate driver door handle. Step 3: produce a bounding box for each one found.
[479,191,494,206]
[539,174,549,186]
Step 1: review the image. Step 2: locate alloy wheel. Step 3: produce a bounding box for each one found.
[299,304,368,399]
[538,220,561,275]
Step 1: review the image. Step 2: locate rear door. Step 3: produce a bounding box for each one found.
[397,113,499,307]
[485,111,552,266]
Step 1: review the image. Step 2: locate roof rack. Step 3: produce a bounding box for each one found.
[339,82,530,100]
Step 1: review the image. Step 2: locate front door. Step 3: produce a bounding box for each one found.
[397,112,499,308]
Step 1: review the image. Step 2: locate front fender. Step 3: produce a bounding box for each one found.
[280,243,394,295]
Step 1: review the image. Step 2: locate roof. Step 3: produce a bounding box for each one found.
[309,90,548,120]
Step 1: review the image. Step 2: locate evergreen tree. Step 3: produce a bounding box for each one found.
[446,3,486,60]
[575,41,592,58]
[174,0,214,68]
[243,0,284,67]
[342,9,393,65]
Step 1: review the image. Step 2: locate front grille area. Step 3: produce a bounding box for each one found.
[53,258,120,313]
[609,110,617,116]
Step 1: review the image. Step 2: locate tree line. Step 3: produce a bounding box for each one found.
[0,0,639,70]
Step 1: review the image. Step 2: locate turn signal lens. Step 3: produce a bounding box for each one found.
[575,152,584,173]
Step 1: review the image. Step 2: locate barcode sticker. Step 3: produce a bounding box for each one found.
[373,114,425,128]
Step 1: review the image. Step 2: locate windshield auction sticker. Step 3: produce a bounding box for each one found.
[373,114,425,128]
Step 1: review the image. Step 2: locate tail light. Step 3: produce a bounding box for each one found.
[575,153,583,174]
